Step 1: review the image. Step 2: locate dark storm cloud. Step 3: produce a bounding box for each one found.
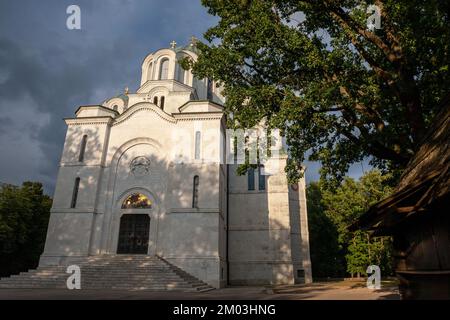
[0,116,11,135]
[0,0,366,193]
[0,0,217,194]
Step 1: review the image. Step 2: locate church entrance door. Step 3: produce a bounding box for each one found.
[117,214,150,254]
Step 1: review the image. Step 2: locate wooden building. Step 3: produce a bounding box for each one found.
[352,101,449,299]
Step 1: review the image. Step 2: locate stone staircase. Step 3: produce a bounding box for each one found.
[0,255,214,292]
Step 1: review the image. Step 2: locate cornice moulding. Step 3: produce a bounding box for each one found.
[65,117,114,126]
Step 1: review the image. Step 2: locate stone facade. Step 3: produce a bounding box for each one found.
[40,41,312,288]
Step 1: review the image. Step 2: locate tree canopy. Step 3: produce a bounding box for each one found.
[0,182,51,276]
[184,0,450,184]
[307,170,393,278]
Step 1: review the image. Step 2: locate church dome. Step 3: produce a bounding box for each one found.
[173,43,199,54]
[102,92,129,113]
[169,37,200,55]
[114,93,129,103]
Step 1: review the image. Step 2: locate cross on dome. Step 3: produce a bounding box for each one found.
[170,40,177,48]
[190,36,198,46]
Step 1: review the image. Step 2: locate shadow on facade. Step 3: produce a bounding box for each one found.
[43,125,225,287]
[227,163,308,286]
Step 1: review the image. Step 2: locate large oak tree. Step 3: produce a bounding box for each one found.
[184,0,450,184]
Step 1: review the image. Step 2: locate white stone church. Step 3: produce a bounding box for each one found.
[39,40,312,288]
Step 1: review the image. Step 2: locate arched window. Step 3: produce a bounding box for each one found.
[192,176,199,208]
[78,135,88,162]
[195,131,201,160]
[122,193,152,209]
[148,62,153,80]
[70,177,80,208]
[160,96,165,110]
[159,58,169,80]
[247,168,255,191]
[258,165,266,191]
[153,96,158,106]
[113,105,118,112]
[177,63,186,83]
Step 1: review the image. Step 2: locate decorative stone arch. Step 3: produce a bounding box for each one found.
[101,137,167,254]
[109,137,163,165]
[146,86,170,108]
[116,187,157,210]
[158,57,170,80]
[112,102,177,126]
[153,49,176,80]
[105,97,127,113]
[147,85,170,97]
[141,53,155,85]
[111,187,161,255]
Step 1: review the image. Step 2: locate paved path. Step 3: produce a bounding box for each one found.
[0,281,399,300]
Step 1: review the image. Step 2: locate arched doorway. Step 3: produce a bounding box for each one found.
[117,193,152,254]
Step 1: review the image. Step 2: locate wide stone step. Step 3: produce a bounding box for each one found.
[0,255,214,292]
[3,274,186,280]
[2,276,184,281]
[78,266,171,269]
[9,271,185,277]
[0,285,196,291]
[0,282,192,289]
[72,269,174,274]
[0,287,198,292]
[26,268,175,274]
[0,284,183,289]
[0,278,193,285]
[1,278,186,282]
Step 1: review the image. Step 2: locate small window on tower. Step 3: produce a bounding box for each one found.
[192,175,199,208]
[113,105,118,112]
[195,131,201,160]
[153,96,158,106]
[78,135,88,162]
[247,168,255,191]
[160,96,165,110]
[70,177,80,208]
[258,165,266,191]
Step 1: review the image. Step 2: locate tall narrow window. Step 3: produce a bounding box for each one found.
[153,96,158,106]
[160,96,165,110]
[207,78,213,100]
[177,64,185,83]
[159,58,169,80]
[113,105,118,112]
[148,62,153,80]
[71,177,80,208]
[247,168,255,191]
[258,165,266,190]
[195,131,201,160]
[78,135,87,162]
[192,175,199,208]
[233,136,238,164]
